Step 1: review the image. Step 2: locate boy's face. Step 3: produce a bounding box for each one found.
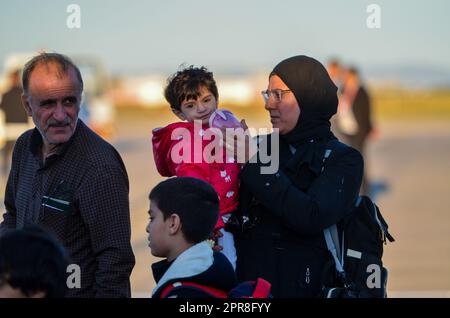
[146,200,171,258]
[173,86,218,125]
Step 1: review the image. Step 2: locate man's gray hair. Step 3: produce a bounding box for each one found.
[22,52,84,95]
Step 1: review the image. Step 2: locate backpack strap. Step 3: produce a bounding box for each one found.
[324,226,345,274]
[160,281,228,298]
[251,278,272,298]
[321,140,346,275]
[365,196,395,243]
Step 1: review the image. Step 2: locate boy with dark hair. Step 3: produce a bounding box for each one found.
[152,65,242,269]
[0,226,69,298]
[147,177,237,298]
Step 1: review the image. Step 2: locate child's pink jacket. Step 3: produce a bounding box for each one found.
[152,122,240,229]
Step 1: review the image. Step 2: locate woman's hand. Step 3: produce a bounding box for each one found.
[221,119,258,165]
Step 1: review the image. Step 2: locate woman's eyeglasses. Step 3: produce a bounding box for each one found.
[261,89,292,103]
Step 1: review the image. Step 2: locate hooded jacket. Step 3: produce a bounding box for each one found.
[152,241,237,298]
[152,122,240,229]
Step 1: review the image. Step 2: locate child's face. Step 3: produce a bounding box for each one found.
[173,86,218,125]
[146,200,171,258]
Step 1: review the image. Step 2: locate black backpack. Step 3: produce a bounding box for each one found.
[321,195,395,298]
[320,141,395,298]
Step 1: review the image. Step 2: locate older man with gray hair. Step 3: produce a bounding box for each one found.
[0,52,135,297]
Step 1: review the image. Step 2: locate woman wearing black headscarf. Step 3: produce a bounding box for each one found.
[233,55,363,297]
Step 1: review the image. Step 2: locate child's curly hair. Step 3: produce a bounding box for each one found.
[164,65,219,110]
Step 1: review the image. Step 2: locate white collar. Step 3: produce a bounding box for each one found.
[152,241,213,296]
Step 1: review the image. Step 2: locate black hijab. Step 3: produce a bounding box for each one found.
[271,55,338,148]
[270,55,339,177]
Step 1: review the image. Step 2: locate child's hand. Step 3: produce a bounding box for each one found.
[210,228,223,240]
[212,244,223,252]
[208,229,224,252]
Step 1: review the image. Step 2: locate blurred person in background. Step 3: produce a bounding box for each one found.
[327,59,345,92]
[327,59,347,143]
[0,69,29,176]
[331,67,373,195]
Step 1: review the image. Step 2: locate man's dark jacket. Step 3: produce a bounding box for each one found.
[1,120,135,297]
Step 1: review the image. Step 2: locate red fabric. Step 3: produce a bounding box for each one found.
[160,281,228,298]
[160,279,272,298]
[152,122,240,229]
[252,278,272,298]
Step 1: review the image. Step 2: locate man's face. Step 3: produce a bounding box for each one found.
[22,63,82,147]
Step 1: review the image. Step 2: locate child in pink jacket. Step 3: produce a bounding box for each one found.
[152,66,242,269]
